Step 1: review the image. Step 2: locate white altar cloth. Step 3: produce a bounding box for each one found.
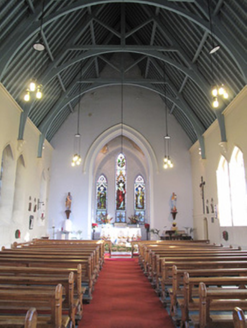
[100,225,141,244]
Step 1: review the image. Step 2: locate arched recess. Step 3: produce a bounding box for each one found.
[0,145,15,225]
[12,154,26,224]
[38,170,47,226]
[84,123,158,238]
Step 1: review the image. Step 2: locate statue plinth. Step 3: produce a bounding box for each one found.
[171,211,178,220]
[65,210,71,219]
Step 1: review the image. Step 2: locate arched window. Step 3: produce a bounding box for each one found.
[0,156,3,204]
[0,145,15,224]
[96,174,108,223]
[12,155,26,223]
[115,153,126,223]
[230,147,247,226]
[134,175,145,224]
[216,156,232,226]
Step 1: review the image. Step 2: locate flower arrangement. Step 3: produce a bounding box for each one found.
[144,223,150,232]
[92,223,98,230]
[128,215,140,225]
[100,213,113,224]
[150,228,160,236]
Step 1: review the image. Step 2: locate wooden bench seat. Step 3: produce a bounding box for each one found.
[179,274,247,327]
[0,284,70,328]
[190,283,247,328]
[0,307,37,327]
[233,307,247,328]
[0,257,94,302]
[0,272,77,327]
[169,265,247,317]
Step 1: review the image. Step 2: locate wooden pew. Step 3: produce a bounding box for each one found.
[159,258,247,302]
[0,264,83,316]
[233,307,247,328]
[20,239,107,265]
[180,274,247,327]
[7,245,101,275]
[0,257,94,302]
[0,307,37,327]
[0,284,70,328]
[170,265,247,317]
[0,272,76,327]
[190,282,247,328]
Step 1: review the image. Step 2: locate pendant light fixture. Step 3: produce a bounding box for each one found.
[23,2,45,102]
[33,0,45,52]
[207,0,228,108]
[120,52,124,155]
[71,63,82,167]
[163,63,173,170]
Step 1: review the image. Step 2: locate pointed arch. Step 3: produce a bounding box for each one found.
[216,155,232,227]
[84,124,157,238]
[96,174,108,223]
[0,144,15,225]
[230,146,247,226]
[12,154,26,223]
[134,174,145,224]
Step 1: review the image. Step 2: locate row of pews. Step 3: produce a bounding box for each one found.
[137,239,247,328]
[0,238,106,327]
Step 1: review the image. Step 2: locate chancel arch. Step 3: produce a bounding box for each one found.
[85,124,155,238]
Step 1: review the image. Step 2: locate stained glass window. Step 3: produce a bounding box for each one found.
[115,153,126,222]
[96,174,107,223]
[134,175,145,224]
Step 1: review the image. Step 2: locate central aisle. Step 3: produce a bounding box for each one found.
[79,258,175,328]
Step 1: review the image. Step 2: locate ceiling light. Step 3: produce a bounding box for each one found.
[36,85,43,99]
[24,90,30,102]
[209,45,220,54]
[212,97,219,108]
[33,42,45,52]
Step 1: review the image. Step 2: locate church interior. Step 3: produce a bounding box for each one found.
[0,0,247,326]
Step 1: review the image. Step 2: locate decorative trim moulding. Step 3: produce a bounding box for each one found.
[222,85,247,117]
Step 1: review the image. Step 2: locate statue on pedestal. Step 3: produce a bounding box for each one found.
[65,192,72,219]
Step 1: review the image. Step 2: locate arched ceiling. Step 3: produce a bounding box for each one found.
[0,0,246,159]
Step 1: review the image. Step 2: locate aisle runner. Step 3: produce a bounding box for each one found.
[79,258,175,328]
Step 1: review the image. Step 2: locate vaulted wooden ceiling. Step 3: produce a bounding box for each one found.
[0,0,246,158]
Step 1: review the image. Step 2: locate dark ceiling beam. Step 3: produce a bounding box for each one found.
[26,0,35,14]
[68,45,178,51]
[40,47,210,96]
[145,15,157,78]
[1,0,245,82]
[125,56,147,73]
[88,7,99,77]
[94,18,121,38]
[125,18,153,39]
[99,56,121,73]
[78,78,168,84]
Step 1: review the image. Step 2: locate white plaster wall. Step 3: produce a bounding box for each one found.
[0,84,53,247]
[190,86,247,248]
[49,60,194,239]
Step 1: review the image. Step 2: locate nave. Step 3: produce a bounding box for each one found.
[80,258,175,328]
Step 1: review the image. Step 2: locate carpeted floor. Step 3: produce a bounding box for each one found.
[78,258,175,328]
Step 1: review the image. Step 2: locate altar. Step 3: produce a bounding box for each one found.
[100,225,142,244]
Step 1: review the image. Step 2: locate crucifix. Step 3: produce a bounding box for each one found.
[199,176,206,214]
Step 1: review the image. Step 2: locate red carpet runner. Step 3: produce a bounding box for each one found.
[79,258,175,328]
